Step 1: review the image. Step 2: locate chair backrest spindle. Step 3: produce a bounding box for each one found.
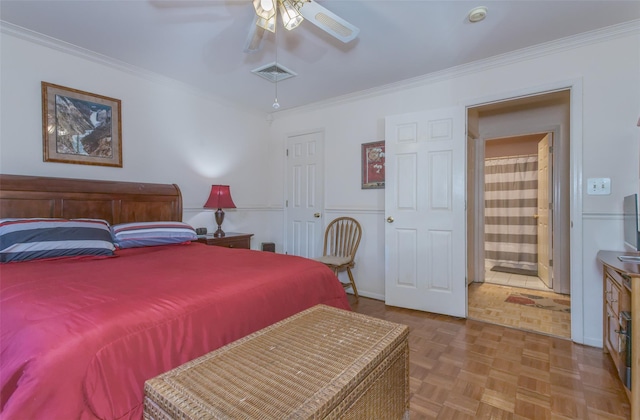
[322,217,361,261]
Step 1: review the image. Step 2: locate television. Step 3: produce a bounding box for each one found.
[621,194,640,261]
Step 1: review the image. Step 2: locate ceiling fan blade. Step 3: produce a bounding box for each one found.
[244,15,265,53]
[298,0,359,43]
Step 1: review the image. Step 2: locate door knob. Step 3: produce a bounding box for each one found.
[386,216,394,223]
[314,213,321,218]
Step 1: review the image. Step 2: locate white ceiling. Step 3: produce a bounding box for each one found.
[1,1,639,114]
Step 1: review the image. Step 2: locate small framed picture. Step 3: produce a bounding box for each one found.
[361,141,385,189]
[42,82,122,167]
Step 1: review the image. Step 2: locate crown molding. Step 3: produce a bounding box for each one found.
[274,19,640,118]
[0,20,266,117]
[1,21,165,82]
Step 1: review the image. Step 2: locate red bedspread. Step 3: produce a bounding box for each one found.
[0,243,350,419]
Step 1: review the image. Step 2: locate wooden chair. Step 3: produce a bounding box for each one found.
[315,217,362,300]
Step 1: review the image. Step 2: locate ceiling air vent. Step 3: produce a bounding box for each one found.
[252,62,297,83]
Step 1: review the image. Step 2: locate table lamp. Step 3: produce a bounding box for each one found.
[203,185,236,237]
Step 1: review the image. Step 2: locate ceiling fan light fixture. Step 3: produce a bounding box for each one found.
[253,0,276,20]
[256,15,276,33]
[279,0,304,31]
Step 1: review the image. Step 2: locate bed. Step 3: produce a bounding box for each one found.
[0,174,350,420]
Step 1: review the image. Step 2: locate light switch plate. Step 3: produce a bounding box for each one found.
[586,177,611,195]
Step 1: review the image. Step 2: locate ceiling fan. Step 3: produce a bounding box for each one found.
[244,0,359,53]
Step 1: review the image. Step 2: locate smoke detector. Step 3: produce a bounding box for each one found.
[252,62,297,83]
[468,6,488,23]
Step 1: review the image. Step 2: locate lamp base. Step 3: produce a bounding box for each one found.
[214,208,226,237]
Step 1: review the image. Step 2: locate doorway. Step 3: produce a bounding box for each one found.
[466,90,571,338]
[484,133,551,290]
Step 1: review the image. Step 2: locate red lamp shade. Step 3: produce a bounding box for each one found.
[203,185,236,210]
[203,185,236,238]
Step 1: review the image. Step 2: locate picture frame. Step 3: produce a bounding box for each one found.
[361,141,385,189]
[42,82,122,167]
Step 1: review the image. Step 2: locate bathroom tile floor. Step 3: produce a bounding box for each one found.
[485,267,551,291]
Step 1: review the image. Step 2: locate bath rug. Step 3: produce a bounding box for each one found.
[505,292,570,313]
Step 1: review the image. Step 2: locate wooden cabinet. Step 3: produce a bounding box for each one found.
[598,250,640,418]
[195,233,253,249]
[603,265,631,380]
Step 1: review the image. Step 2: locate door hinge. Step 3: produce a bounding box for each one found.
[285,200,288,207]
[549,203,553,210]
[549,259,553,267]
[286,149,289,157]
[549,146,553,153]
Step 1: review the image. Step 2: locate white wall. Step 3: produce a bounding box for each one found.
[269,26,640,346]
[0,28,282,249]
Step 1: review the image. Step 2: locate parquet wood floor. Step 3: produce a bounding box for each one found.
[348,295,630,419]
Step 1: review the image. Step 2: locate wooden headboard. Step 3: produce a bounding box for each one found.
[0,174,183,224]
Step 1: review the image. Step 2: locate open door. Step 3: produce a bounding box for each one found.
[536,134,552,287]
[384,107,466,317]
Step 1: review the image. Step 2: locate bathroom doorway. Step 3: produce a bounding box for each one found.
[466,90,571,338]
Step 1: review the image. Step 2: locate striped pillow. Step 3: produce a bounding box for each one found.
[111,221,197,249]
[0,218,116,263]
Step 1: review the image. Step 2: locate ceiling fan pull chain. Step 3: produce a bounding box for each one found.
[273,13,280,110]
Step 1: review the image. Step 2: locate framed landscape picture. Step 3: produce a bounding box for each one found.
[361,141,385,189]
[42,82,122,167]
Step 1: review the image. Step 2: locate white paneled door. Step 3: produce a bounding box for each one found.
[537,133,552,288]
[384,107,467,317]
[285,131,324,258]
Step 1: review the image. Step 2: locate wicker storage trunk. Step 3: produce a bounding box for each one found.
[144,304,409,419]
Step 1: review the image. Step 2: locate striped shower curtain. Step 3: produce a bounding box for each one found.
[484,155,538,272]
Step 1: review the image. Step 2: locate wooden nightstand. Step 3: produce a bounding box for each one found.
[195,232,253,249]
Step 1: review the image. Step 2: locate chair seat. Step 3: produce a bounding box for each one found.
[315,255,351,267]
